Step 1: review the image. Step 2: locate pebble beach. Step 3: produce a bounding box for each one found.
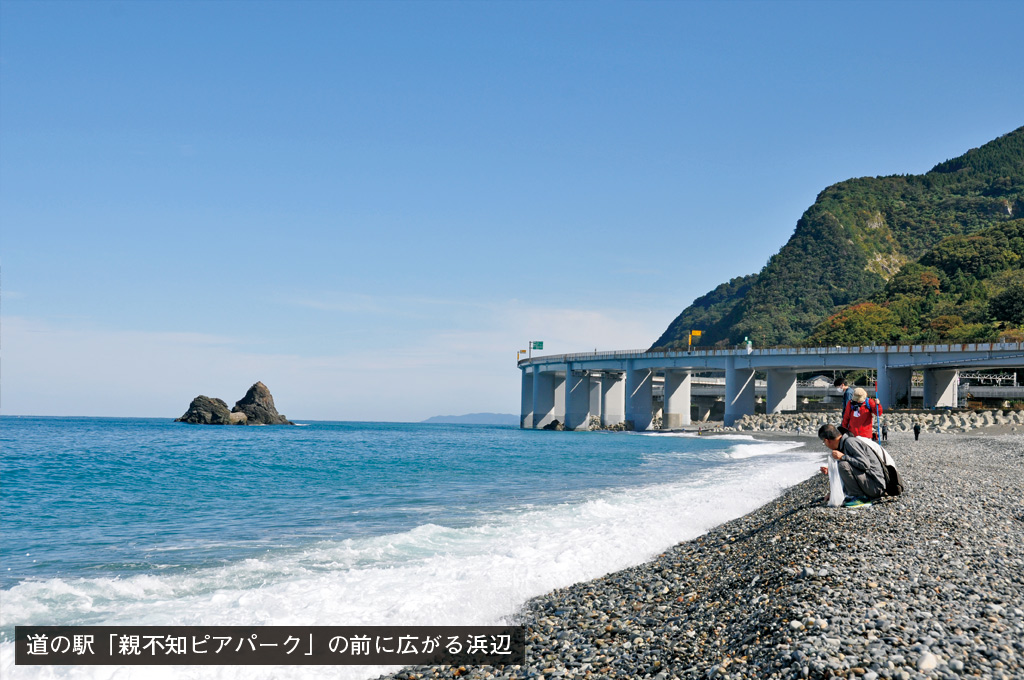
[377,430,1024,680]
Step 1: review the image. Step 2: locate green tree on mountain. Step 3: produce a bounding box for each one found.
[990,283,1024,326]
[808,303,902,346]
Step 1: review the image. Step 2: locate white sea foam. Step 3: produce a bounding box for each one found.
[639,432,772,442]
[637,431,699,438]
[639,431,808,459]
[1,447,818,680]
[724,440,805,459]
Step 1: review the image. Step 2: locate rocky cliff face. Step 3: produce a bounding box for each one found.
[231,381,294,425]
[175,382,294,425]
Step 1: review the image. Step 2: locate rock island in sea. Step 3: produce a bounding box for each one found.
[375,430,1024,680]
[175,381,294,425]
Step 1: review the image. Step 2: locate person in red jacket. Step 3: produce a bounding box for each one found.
[841,387,881,439]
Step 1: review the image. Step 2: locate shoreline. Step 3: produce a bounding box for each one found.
[681,408,1024,439]
[377,431,1024,680]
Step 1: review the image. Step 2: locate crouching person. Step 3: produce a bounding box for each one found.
[818,423,886,505]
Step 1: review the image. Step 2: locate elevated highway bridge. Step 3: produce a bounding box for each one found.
[518,342,1024,429]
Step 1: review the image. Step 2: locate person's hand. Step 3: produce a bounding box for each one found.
[831,450,843,461]
[819,466,828,475]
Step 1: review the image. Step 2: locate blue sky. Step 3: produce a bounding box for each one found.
[2,0,1022,421]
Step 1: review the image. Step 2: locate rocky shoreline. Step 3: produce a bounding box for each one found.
[375,432,1024,680]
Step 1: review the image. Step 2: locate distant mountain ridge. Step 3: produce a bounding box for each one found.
[421,413,519,425]
[653,127,1024,349]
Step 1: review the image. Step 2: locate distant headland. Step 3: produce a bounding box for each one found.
[176,381,294,425]
[421,413,519,425]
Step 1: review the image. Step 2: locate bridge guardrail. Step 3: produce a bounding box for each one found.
[517,342,1024,367]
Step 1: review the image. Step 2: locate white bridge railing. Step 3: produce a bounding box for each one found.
[519,341,1024,367]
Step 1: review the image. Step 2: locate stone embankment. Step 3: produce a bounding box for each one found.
[374,433,1024,680]
[588,416,631,432]
[721,409,1024,436]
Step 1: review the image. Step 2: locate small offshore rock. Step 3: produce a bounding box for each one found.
[176,382,294,425]
[232,381,294,425]
[175,395,232,424]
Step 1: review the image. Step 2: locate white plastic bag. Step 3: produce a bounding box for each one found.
[827,454,844,507]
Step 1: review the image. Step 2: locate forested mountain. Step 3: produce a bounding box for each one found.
[652,127,1024,349]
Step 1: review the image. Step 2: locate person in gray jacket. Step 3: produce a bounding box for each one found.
[817,423,887,502]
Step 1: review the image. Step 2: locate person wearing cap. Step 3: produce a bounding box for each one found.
[841,386,881,439]
[818,423,887,503]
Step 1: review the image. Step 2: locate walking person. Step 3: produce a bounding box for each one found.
[834,377,855,415]
[913,422,921,441]
[881,422,888,442]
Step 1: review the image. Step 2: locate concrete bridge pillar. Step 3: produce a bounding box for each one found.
[766,370,798,413]
[663,370,692,429]
[876,356,912,409]
[694,396,717,422]
[564,367,592,431]
[724,356,755,426]
[552,373,566,425]
[532,370,556,429]
[589,375,602,427]
[626,364,654,431]
[601,372,626,427]
[923,368,958,408]
[520,369,534,428]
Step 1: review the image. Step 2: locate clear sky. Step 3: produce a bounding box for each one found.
[2,0,1022,421]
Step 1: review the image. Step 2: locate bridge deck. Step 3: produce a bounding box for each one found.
[518,343,1024,430]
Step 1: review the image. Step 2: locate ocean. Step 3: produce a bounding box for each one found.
[0,417,819,679]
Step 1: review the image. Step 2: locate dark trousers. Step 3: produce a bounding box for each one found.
[837,460,885,500]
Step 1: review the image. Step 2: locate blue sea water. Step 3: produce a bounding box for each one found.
[0,417,817,680]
